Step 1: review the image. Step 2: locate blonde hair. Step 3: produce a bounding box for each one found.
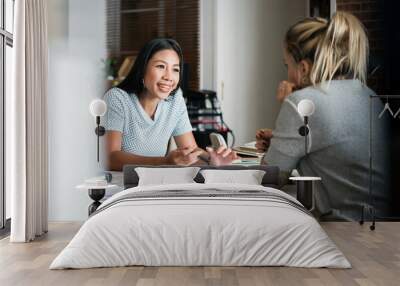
[285,12,369,85]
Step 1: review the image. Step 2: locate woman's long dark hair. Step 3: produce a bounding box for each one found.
[117,38,184,96]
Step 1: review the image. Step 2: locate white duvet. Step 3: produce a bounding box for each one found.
[50,183,350,269]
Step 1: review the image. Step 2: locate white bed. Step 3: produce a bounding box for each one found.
[50,182,350,269]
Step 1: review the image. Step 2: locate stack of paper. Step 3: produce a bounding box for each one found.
[233,141,264,157]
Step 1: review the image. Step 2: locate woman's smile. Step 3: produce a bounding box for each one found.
[157,82,173,92]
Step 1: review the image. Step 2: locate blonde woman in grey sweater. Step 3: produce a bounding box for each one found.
[257,12,390,220]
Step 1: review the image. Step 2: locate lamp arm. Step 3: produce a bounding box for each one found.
[298,116,309,155]
[97,117,100,162]
[304,116,308,155]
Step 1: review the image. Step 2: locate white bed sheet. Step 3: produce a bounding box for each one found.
[50,183,350,269]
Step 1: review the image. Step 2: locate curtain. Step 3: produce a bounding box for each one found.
[8,0,48,242]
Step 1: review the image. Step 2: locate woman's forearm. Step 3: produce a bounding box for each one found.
[107,151,168,171]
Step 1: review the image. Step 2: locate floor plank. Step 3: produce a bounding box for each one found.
[0,222,399,286]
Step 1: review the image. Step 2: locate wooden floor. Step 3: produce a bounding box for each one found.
[0,222,399,286]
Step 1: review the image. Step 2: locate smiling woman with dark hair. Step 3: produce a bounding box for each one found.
[104,38,237,171]
[117,38,184,96]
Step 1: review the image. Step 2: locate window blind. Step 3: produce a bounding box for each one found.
[107,0,199,90]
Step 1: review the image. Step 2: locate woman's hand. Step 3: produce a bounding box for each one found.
[206,146,238,166]
[166,146,203,166]
[277,80,297,103]
[255,128,273,152]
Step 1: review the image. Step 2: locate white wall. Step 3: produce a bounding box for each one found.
[47,0,107,221]
[212,0,307,145]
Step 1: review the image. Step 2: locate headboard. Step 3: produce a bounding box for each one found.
[123,165,281,189]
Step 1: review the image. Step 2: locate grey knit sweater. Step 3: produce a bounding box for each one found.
[264,80,390,220]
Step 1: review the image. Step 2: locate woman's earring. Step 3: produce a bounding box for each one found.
[142,79,145,89]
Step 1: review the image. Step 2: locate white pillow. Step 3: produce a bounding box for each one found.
[136,167,200,186]
[200,169,266,185]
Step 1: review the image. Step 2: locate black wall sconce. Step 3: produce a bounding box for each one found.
[297,99,315,155]
[89,99,107,162]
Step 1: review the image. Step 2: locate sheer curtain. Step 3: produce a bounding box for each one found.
[8,0,48,242]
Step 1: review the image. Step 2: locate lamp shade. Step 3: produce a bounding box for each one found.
[297,99,315,117]
[89,99,107,117]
